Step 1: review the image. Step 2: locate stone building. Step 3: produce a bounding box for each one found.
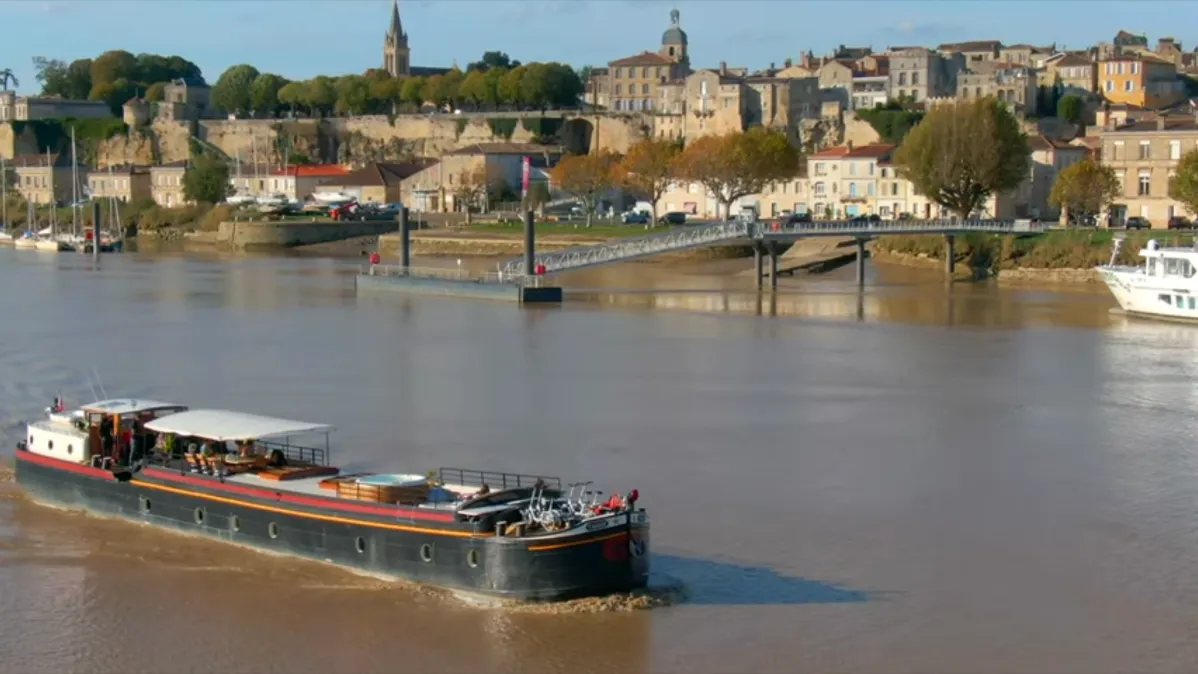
[0,91,111,122]
[87,165,151,202]
[157,77,211,121]
[1098,113,1198,227]
[600,9,691,112]
[11,153,84,205]
[150,161,189,208]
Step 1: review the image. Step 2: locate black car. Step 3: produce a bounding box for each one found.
[658,212,686,226]
[1124,216,1150,230]
[1167,216,1193,230]
[622,211,650,224]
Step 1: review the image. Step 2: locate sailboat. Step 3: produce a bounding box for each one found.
[14,199,37,249]
[225,144,254,205]
[35,149,71,252]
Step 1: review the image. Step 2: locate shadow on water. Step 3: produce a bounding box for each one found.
[653,553,874,606]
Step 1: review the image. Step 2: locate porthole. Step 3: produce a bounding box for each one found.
[355,536,366,554]
[420,543,433,563]
[268,522,279,539]
[231,516,241,532]
[67,444,73,455]
[47,440,54,450]
[140,496,151,513]
[193,508,205,524]
[467,549,479,568]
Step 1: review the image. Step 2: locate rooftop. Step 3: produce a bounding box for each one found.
[268,164,350,178]
[609,51,674,67]
[445,142,563,156]
[328,159,438,187]
[810,143,896,159]
[938,40,1003,52]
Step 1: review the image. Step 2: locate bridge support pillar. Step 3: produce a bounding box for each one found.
[768,242,779,290]
[754,244,765,290]
[944,234,955,277]
[524,210,535,277]
[855,238,866,287]
[398,207,411,271]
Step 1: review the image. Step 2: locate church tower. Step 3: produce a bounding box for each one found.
[383,0,410,77]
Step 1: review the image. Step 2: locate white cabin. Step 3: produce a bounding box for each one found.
[1099,239,1198,320]
[25,399,188,465]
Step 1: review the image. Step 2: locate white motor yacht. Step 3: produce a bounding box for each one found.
[1099,237,1198,321]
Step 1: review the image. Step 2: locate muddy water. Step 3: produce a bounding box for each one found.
[4,247,1198,673]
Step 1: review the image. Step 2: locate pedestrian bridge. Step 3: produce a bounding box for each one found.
[496,218,1046,277]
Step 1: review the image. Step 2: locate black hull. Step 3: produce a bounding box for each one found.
[15,450,649,602]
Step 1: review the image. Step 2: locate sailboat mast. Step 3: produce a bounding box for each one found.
[70,126,79,236]
[46,148,56,235]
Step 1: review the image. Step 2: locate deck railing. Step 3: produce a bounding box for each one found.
[438,467,562,491]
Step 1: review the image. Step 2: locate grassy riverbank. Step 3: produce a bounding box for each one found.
[875,230,1191,273]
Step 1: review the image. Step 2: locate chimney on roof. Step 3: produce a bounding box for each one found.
[847,140,854,151]
[770,62,776,71]
[720,61,727,76]
[1157,116,1167,130]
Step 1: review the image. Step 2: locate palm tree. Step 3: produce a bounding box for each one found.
[0,69,17,92]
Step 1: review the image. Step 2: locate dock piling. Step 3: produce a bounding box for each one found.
[768,242,779,290]
[753,244,764,290]
[855,238,866,287]
[91,201,101,259]
[398,207,411,271]
[523,210,535,277]
[944,234,956,277]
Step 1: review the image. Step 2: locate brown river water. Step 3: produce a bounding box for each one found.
[2,246,1198,673]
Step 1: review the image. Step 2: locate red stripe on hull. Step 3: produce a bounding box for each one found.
[140,467,455,522]
[15,446,113,479]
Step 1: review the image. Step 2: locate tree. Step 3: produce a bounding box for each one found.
[467,51,520,73]
[144,81,166,103]
[277,81,306,115]
[891,97,1030,219]
[421,75,454,108]
[1049,158,1119,222]
[250,73,288,117]
[89,78,139,115]
[182,154,230,204]
[1057,94,1084,125]
[305,76,338,116]
[400,76,426,108]
[452,166,490,224]
[498,67,524,106]
[60,59,94,99]
[210,64,260,115]
[90,50,138,88]
[616,138,680,224]
[458,70,488,108]
[550,152,620,226]
[32,57,69,95]
[674,128,800,219]
[334,74,372,115]
[1169,149,1198,216]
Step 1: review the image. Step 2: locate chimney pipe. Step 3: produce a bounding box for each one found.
[720,61,727,76]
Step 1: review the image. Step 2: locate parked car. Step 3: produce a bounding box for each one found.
[658,211,686,226]
[1167,216,1193,230]
[1068,212,1098,227]
[1124,216,1150,230]
[785,212,813,224]
[622,211,650,224]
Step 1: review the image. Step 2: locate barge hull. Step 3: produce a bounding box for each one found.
[15,450,647,601]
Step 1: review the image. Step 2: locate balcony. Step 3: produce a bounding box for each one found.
[840,195,869,203]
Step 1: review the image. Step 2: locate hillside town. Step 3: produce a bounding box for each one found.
[3,0,1198,229]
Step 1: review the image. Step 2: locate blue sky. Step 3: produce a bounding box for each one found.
[2,0,1197,93]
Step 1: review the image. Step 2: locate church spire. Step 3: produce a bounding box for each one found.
[388,0,405,39]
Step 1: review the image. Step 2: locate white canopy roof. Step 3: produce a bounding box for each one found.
[143,409,334,442]
[82,399,188,415]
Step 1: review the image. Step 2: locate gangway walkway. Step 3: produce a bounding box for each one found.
[497,218,1046,277]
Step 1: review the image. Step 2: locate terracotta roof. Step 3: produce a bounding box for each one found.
[609,51,673,67]
[444,142,563,156]
[9,153,71,168]
[1101,117,1198,133]
[1027,135,1078,152]
[938,40,1003,52]
[1101,53,1174,65]
[269,164,350,177]
[327,160,437,187]
[1054,54,1093,68]
[1115,30,1147,42]
[810,143,896,159]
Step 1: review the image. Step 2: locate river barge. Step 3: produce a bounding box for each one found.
[14,399,649,601]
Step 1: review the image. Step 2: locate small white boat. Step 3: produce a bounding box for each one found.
[14,232,38,249]
[0,231,14,245]
[1098,237,1198,322]
[226,193,257,206]
[35,238,71,252]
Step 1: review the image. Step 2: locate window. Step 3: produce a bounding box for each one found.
[615,68,623,78]
[849,183,858,197]
[615,84,622,95]
[890,183,899,196]
[912,72,920,86]
[641,67,648,78]
[1117,62,1125,75]
[642,83,649,94]
[1159,294,1173,305]
[1171,140,1181,160]
[1124,80,1133,92]
[813,182,826,196]
[1139,142,1151,160]
[1132,62,1140,75]
[867,183,875,196]
[1138,172,1151,196]
[898,72,907,85]
[814,162,826,176]
[848,163,856,176]
[1105,80,1114,92]
[868,163,875,176]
